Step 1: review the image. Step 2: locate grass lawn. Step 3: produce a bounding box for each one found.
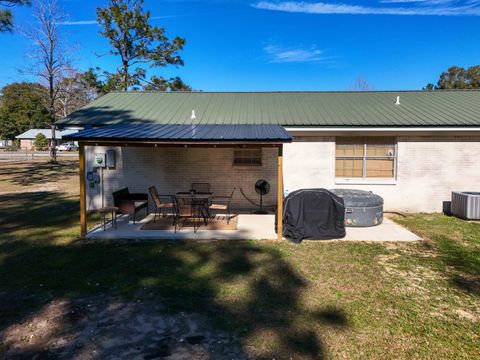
[0,161,479,359]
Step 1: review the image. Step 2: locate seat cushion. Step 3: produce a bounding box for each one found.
[157,203,174,208]
[209,204,228,210]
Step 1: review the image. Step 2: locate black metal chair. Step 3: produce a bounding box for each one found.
[173,194,201,233]
[209,188,236,224]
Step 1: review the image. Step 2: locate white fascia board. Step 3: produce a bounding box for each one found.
[284,127,480,132]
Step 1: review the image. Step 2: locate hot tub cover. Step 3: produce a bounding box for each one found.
[283,189,346,243]
[329,189,383,207]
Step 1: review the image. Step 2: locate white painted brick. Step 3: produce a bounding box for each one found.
[85,146,278,211]
[284,136,480,212]
[85,136,480,213]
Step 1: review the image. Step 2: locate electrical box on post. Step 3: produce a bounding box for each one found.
[106,149,116,168]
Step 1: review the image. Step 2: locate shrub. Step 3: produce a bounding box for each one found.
[33,133,48,150]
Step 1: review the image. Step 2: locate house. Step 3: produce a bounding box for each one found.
[0,139,12,148]
[15,128,80,150]
[59,90,480,238]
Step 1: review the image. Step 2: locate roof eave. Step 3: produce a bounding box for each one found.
[63,137,291,145]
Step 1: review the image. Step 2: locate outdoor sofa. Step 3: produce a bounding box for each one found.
[112,187,148,224]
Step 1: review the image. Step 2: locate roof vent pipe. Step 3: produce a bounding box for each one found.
[191,110,196,120]
[395,96,401,105]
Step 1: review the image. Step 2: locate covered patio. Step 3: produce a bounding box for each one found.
[66,123,420,242]
[65,123,291,240]
[86,213,278,240]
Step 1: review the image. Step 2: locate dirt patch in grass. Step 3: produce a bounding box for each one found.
[391,213,480,290]
[455,309,478,322]
[1,293,244,359]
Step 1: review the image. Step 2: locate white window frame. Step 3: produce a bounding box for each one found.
[335,137,398,185]
[233,148,262,166]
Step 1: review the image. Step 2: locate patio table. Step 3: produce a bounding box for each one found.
[176,192,213,224]
[176,191,213,200]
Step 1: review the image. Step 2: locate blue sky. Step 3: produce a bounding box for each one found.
[0,0,479,91]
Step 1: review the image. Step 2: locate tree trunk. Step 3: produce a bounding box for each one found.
[48,78,57,163]
[48,95,57,162]
[122,61,128,92]
[50,124,57,162]
[48,41,57,163]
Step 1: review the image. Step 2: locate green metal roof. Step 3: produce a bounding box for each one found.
[56,90,480,128]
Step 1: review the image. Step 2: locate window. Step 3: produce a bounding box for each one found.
[233,149,262,166]
[335,137,396,178]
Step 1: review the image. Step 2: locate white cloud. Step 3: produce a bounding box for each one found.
[252,1,480,16]
[59,20,98,26]
[59,15,181,26]
[378,0,432,3]
[379,0,456,3]
[151,15,183,20]
[263,44,326,63]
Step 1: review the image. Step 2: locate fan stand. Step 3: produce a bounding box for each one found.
[254,193,269,214]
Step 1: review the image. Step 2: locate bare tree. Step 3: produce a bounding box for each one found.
[22,0,72,161]
[55,70,97,118]
[349,77,374,91]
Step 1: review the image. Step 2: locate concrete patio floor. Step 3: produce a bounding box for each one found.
[341,217,422,241]
[87,213,278,241]
[87,212,421,242]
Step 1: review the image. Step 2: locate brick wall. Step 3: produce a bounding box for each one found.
[284,136,480,212]
[85,136,480,213]
[85,146,278,211]
[20,139,33,150]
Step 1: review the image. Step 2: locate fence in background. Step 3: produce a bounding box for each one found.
[0,147,79,161]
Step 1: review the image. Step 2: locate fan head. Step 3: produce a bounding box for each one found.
[255,179,270,196]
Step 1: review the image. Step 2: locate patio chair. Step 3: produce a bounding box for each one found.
[148,186,175,223]
[191,182,210,193]
[174,194,201,233]
[209,188,236,224]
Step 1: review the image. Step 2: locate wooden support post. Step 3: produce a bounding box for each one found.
[79,143,87,237]
[277,144,283,241]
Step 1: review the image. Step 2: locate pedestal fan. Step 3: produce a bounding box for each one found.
[254,179,270,214]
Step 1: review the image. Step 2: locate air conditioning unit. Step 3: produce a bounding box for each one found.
[451,191,480,220]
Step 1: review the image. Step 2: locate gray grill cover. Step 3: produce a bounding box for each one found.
[282,189,346,243]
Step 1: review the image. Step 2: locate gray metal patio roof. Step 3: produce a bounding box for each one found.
[63,124,292,143]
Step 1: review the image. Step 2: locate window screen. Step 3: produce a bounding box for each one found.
[233,149,262,166]
[336,137,396,178]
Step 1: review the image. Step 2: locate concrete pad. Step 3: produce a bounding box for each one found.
[87,213,420,242]
[342,218,422,241]
[87,213,278,241]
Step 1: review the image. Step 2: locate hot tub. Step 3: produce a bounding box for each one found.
[329,189,384,227]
